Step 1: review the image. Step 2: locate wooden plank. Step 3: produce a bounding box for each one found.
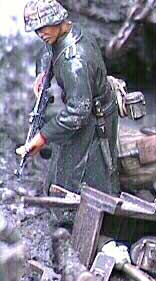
[72,196,104,268]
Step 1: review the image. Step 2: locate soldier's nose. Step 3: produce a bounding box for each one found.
[36,30,43,38]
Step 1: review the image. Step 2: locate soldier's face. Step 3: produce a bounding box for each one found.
[36,25,61,44]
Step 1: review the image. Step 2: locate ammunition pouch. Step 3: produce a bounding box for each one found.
[125,91,146,120]
[130,236,156,277]
[107,76,146,120]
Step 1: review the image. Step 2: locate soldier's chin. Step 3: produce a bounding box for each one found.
[44,38,56,44]
[44,38,50,44]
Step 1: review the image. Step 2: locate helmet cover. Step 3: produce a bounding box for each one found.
[24,0,68,32]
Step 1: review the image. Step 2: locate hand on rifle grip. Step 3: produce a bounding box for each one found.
[16,133,47,157]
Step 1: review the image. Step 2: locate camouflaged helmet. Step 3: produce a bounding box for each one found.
[24,0,68,32]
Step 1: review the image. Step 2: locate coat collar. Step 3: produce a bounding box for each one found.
[46,23,82,66]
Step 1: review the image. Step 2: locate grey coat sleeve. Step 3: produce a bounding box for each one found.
[40,57,93,144]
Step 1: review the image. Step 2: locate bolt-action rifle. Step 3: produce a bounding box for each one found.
[15,59,53,177]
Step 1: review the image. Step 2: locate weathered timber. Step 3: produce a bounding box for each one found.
[118,126,156,189]
[23,186,156,220]
[71,186,123,267]
[71,185,156,267]
[23,196,80,209]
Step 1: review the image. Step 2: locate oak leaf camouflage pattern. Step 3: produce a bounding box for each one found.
[24,0,68,32]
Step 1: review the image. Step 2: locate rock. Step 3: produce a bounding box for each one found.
[1,189,16,203]
[15,186,29,196]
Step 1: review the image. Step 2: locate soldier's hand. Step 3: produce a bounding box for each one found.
[16,133,47,157]
[33,72,46,97]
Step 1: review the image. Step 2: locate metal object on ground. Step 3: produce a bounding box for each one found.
[52,228,95,281]
[121,263,154,281]
[49,184,80,201]
[28,260,61,281]
[108,241,154,281]
[90,252,116,281]
[131,236,156,276]
[92,240,154,281]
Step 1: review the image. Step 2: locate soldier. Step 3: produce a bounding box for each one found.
[16,0,119,198]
